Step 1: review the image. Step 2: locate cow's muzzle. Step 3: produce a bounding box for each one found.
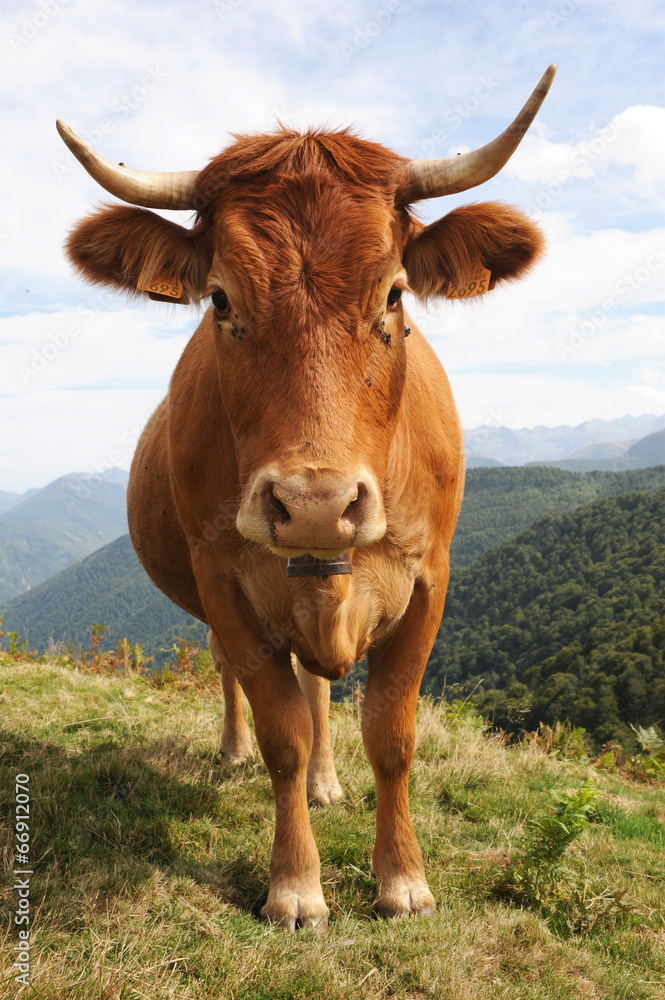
[236,467,386,557]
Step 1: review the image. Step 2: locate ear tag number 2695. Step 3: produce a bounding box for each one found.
[446,262,492,299]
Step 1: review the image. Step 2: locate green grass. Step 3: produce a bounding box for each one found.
[1,659,664,999]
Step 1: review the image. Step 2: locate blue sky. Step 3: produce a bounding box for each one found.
[1,0,664,491]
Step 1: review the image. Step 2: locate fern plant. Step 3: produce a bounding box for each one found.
[510,780,599,904]
[629,723,665,779]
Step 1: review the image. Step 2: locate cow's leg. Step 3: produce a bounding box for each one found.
[209,629,253,761]
[362,578,445,918]
[241,653,328,930]
[199,580,328,930]
[295,657,343,807]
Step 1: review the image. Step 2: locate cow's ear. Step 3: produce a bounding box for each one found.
[65,205,212,303]
[402,202,544,299]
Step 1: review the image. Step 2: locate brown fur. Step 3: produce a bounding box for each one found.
[403,202,545,297]
[65,205,212,303]
[65,126,544,930]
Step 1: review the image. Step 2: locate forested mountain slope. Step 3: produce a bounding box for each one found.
[424,488,665,748]
[0,533,206,659]
[451,465,665,567]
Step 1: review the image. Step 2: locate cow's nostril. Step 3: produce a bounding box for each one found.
[342,483,367,526]
[273,497,290,521]
[264,488,291,524]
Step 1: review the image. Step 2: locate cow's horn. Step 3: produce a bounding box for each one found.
[398,64,556,202]
[55,120,199,210]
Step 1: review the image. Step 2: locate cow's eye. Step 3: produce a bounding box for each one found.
[211,290,229,312]
[387,286,402,309]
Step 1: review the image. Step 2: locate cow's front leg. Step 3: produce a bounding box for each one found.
[199,573,328,930]
[295,657,343,807]
[362,579,445,918]
[242,653,328,929]
[209,629,253,761]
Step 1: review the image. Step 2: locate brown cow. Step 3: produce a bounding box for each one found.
[57,66,554,930]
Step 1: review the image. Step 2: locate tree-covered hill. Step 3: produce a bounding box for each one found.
[0,486,35,515]
[451,464,665,567]
[424,488,665,749]
[627,428,665,466]
[0,533,207,660]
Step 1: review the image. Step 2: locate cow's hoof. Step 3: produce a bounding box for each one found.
[220,749,253,765]
[261,886,329,932]
[220,735,253,763]
[375,878,436,919]
[307,769,343,807]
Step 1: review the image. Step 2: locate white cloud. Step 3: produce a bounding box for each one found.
[609,105,665,193]
[404,215,665,372]
[506,105,665,205]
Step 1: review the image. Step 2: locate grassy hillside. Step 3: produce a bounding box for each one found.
[426,488,665,749]
[0,473,128,602]
[1,656,664,998]
[451,464,665,567]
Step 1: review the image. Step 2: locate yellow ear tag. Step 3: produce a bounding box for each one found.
[138,271,190,304]
[446,261,491,299]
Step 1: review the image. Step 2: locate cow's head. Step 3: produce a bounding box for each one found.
[59,66,554,561]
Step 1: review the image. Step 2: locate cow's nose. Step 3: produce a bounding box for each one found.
[236,466,387,553]
[266,479,367,550]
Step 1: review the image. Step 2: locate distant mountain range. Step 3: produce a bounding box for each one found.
[464,414,665,468]
[0,486,41,516]
[4,464,665,667]
[0,469,129,603]
[523,429,665,473]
